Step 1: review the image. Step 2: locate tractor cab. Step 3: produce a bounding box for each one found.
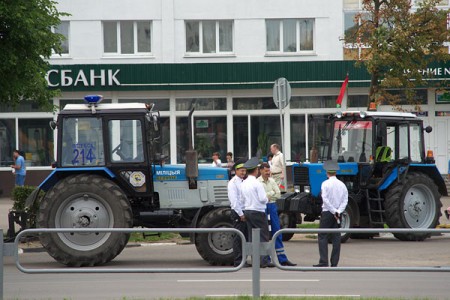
[289,109,446,243]
[53,95,164,206]
[328,111,435,190]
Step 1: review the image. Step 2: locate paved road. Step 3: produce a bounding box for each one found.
[2,197,450,299]
[3,237,450,299]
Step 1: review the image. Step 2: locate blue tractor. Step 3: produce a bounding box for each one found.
[25,96,235,266]
[282,110,447,242]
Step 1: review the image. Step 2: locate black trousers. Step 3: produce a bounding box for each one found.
[318,211,341,266]
[243,210,270,265]
[231,210,248,265]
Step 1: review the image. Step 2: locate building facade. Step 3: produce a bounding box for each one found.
[1,0,450,196]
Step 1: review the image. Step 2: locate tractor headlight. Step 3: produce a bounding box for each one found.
[304,185,311,193]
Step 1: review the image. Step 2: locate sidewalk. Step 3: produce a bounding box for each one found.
[0,197,15,235]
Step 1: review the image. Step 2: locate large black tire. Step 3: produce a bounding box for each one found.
[278,212,298,241]
[385,172,442,241]
[38,174,132,267]
[195,208,234,266]
[340,202,355,243]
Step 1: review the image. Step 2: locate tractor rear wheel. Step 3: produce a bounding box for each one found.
[340,203,355,243]
[38,174,132,267]
[195,208,234,266]
[385,172,442,241]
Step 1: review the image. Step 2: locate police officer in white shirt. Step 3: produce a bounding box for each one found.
[241,157,274,268]
[314,160,348,267]
[228,158,248,267]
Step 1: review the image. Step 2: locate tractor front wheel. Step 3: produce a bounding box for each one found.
[195,208,235,266]
[38,174,132,267]
[385,172,442,241]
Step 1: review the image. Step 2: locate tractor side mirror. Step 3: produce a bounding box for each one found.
[424,126,432,133]
[49,120,57,130]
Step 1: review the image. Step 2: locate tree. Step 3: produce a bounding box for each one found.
[346,0,450,110]
[0,0,68,110]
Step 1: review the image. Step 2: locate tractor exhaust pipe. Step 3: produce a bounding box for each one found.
[185,107,198,189]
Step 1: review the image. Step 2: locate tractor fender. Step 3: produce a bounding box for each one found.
[378,166,403,191]
[188,205,219,243]
[409,164,448,196]
[378,164,448,196]
[25,167,116,208]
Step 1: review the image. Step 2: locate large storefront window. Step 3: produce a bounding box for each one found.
[119,99,170,111]
[176,116,227,164]
[159,117,170,163]
[233,116,249,161]
[250,116,281,159]
[176,98,226,111]
[290,96,336,109]
[19,119,54,166]
[308,115,332,162]
[233,97,277,110]
[0,120,16,167]
[59,99,112,110]
[0,101,53,113]
[290,115,306,162]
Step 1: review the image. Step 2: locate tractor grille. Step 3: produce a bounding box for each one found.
[213,185,229,202]
[293,166,309,185]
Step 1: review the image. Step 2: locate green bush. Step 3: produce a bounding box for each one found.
[11,186,43,228]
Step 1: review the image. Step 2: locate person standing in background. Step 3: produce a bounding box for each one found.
[314,160,348,267]
[241,157,274,268]
[228,158,248,267]
[258,163,296,266]
[211,152,222,167]
[226,152,234,169]
[11,149,26,186]
[270,144,285,190]
[267,153,273,169]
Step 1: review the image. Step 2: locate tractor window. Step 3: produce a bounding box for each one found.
[61,117,105,166]
[109,119,144,163]
[398,124,409,160]
[409,123,422,162]
[398,123,422,162]
[331,120,373,162]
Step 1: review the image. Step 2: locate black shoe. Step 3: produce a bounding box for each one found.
[313,263,328,267]
[281,260,297,266]
[244,263,252,268]
[261,262,275,268]
[331,264,337,267]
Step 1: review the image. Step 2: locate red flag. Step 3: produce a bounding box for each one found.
[336,75,349,108]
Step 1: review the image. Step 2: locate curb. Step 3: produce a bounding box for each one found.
[18,241,191,253]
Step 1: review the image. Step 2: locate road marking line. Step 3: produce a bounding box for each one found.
[207,294,360,298]
[178,279,319,282]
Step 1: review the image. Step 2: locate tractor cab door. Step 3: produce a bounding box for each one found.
[106,117,154,197]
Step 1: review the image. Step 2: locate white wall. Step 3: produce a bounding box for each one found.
[53,0,343,64]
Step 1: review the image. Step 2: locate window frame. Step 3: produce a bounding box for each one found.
[185,20,234,55]
[103,20,152,56]
[51,21,70,57]
[265,18,315,55]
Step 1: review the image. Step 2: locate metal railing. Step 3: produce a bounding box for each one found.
[2,227,450,299]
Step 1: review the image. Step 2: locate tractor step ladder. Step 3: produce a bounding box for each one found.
[365,189,385,226]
